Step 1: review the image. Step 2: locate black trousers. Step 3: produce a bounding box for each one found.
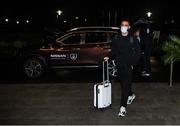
[143,48,152,73]
[117,64,133,107]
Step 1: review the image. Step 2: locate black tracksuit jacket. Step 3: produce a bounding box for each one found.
[108,33,141,67]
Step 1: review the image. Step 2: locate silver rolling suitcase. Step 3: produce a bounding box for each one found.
[94,60,112,108]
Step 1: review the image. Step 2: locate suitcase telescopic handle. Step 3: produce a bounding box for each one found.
[103,60,109,82]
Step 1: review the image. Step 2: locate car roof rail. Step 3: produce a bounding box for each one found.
[67,26,119,32]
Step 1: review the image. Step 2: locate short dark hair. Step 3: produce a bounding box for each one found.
[121,18,131,24]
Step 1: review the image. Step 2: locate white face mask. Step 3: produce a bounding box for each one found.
[121,26,128,33]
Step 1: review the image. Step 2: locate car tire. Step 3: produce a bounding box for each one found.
[108,60,117,77]
[23,58,45,79]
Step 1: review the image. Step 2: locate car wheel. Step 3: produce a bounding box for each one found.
[23,58,45,79]
[108,60,117,77]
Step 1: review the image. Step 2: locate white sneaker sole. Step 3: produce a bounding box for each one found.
[142,73,150,76]
[118,112,126,117]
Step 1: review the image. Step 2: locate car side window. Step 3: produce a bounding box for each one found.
[62,33,81,45]
[85,32,107,44]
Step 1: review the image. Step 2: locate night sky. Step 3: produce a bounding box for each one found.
[0,0,179,28]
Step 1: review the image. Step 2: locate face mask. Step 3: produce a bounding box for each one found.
[121,26,128,33]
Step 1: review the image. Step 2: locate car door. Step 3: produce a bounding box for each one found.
[78,31,110,66]
[49,32,85,67]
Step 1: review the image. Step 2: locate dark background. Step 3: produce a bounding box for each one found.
[0,0,179,28]
[0,0,179,60]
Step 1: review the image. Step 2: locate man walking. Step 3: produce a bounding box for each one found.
[104,19,141,117]
[140,27,153,76]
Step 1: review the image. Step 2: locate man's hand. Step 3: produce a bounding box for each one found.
[104,57,109,62]
[131,65,133,69]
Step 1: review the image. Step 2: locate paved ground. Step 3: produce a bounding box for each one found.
[0,82,180,125]
[0,56,180,124]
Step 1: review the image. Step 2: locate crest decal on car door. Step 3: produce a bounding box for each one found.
[70,53,77,60]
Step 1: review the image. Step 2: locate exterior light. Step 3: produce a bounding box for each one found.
[75,17,79,20]
[26,20,29,23]
[16,21,20,24]
[85,18,87,22]
[57,10,63,16]
[146,12,152,18]
[64,20,67,23]
[5,18,9,22]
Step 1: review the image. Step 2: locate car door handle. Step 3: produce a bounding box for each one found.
[73,48,80,51]
[103,45,110,49]
[96,45,103,48]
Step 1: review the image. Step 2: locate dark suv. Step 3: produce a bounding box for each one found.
[21,27,119,79]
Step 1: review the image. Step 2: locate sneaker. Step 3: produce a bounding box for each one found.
[142,73,150,76]
[127,94,136,104]
[118,106,126,117]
